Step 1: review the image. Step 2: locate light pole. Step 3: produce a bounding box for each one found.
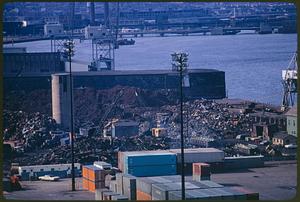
[171,52,188,200]
[64,40,75,191]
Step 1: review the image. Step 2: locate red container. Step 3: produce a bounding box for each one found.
[137,189,151,200]
[193,163,210,176]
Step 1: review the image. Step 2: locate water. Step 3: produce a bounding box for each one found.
[5,33,297,106]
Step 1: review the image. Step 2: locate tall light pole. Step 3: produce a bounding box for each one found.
[64,40,75,191]
[171,52,188,200]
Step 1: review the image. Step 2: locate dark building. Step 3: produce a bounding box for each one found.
[112,120,139,138]
[4,69,226,100]
[3,52,65,76]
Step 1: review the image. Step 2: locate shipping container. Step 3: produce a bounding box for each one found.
[103,191,120,200]
[137,189,152,200]
[197,180,224,188]
[224,156,264,170]
[111,194,129,200]
[88,179,105,192]
[83,165,106,182]
[118,152,124,171]
[169,148,224,163]
[126,164,177,177]
[116,173,123,194]
[122,174,137,200]
[82,166,88,179]
[94,161,112,170]
[152,181,210,200]
[125,152,176,167]
[119,150,172,172]
[193,163,210,176]
[109,180,118,193]
[82,178,89,190]
[95,188,109,200]
[102,191,113,200]
[193,175,211,181]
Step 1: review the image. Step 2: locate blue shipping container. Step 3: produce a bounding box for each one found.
[126,164,177,177]
[125,153,176,167]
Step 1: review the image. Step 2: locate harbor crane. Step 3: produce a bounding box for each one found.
[281,52,298,111]
[89,2,120,71]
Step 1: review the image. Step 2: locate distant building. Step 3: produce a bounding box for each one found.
[44,23,64,37]
[84,25,106,39]
[285,106,297,137]
[272,132,296,146]
[250,112,286,131]
[112,120,139,138]
[251,123,278,141]
[18,163,81,181]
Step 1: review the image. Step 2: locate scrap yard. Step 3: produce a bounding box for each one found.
[2,1,298,201]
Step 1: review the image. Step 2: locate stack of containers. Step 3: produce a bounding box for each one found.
[109,180,118,193]
[169,148,224,175]
[124,152,177,177]
[111,195,129,200]
[82,165,106,192]
[115,173,124,194]
[95,188,110,200]
[122,174,137,200]
[136,176,182,200]
[102,191,120,200]
[192,163,211,181]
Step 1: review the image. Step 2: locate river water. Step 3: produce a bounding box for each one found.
[5,33,297,106]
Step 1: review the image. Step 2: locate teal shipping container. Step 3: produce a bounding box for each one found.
[125,152,176,167]
[127,164,177,177]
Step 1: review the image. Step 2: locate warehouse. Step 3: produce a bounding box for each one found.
[18,163,81,180]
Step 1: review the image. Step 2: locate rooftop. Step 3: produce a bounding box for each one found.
[285,106,297,117]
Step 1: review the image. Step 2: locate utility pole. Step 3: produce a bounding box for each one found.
[64,40,75,191]
[171,52,188,200]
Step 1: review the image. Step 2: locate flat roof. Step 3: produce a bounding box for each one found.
[5,69,224,78]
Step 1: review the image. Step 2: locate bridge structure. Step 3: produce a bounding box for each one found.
[4,25,278,44]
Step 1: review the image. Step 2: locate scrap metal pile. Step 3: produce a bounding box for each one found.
[3,86,265,167]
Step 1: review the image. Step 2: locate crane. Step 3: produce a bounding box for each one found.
[88,2,120,71]
[281,52,298,111]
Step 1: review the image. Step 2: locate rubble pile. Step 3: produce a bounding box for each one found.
[4,86,285,167]
[3,110,58,151]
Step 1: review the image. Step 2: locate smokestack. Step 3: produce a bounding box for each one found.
[90,2,95,26]
[104,2,110,28]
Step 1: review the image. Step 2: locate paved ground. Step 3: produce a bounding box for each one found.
[212,160,297,200]
[3,161,297,200]
[3,178,94,200]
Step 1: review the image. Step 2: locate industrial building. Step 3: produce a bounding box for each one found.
[44,23,64,37]
[111,120,139,138]
[272,132,297,146]
[18,163,81,181]
[4,69,226,100]
[3,52,65,76]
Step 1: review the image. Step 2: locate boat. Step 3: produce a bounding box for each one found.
[117,39,135,46]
